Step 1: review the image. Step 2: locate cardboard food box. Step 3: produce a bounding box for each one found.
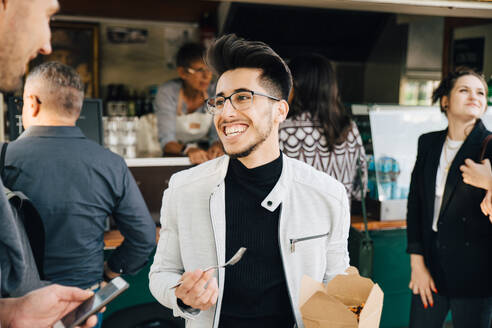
[300,267,384,328]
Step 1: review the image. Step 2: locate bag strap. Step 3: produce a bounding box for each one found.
[356,157,370,239]
[0,142,7,177]
[479,134,492,162]
[4,186,45,279]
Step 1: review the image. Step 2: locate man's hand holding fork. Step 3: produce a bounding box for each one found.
[175,269,219,311]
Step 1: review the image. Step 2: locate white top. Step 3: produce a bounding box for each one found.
[432,137,463,231]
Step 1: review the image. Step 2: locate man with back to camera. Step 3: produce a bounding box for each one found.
[1,61,156,293]
[149,34,350,328]
[0,0,100,326]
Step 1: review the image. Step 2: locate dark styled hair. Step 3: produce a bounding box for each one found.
[206,34,292,100]
[288,53,351,150]
[27,61,84,117]
[432,67,488,113]
[176,42,206,68]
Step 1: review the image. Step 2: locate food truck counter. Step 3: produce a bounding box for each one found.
[350,215,406,231]
[125,157,191,167]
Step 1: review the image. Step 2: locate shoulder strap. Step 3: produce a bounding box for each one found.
[479,134,492,161]
[5,187,45,280]
[0,142,7,177]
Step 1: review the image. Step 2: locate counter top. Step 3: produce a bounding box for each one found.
[104,230,126,249]
[104,229,160,249]
[104,217,407,249]
[351,216,406,231]
[125,157,191,167]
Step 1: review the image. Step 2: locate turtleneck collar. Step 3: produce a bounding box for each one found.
[228,154,283,187]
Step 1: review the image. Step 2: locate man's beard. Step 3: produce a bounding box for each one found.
[0,56,24,93]
[0,75,23,94]
[224,140,260,159]
[222,122,273,159]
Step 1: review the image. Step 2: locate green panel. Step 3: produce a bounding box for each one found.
[370,229,411,328]
[369,229,454,327]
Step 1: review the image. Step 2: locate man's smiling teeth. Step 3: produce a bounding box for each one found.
[225,125,247,136]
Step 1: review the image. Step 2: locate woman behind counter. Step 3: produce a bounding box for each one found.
[406,68,491,328]
[279,54,367,202]
[154,42,223,164]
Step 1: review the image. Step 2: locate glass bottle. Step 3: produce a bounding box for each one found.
[127,90,136,117]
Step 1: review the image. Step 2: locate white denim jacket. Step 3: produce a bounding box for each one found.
[149,154,350,328]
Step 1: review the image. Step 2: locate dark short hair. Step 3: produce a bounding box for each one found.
[432,67,488,113]
[206,34,292,100]
[176,43,206,68]
[288,53,351,150]
[27,61,84,117]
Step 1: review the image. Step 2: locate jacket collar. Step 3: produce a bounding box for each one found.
[261,154,291,212]
[19,126,86,139]
[215,153,291,213]
[439,119,489,219]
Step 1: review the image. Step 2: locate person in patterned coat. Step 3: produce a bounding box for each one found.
[279,53,367,203]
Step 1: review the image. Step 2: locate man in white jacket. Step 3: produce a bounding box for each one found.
[149,34,350,328]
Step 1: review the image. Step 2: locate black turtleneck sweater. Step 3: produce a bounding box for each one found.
[218,155,295,328]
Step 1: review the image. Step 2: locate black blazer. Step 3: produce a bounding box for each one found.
[406,119,492,297]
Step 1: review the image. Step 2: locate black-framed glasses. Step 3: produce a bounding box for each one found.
[206,90,280,115]
[186,67,212,75]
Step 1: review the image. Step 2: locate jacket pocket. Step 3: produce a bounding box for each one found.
[289,232,329,253]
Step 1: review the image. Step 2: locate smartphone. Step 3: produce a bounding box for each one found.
[55,277,129,328]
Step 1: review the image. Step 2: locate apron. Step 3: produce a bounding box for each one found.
[175,89,213,145]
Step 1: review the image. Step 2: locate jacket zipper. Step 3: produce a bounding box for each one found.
[209,191,219,328]
[289,232,329,253]
[278,205,298,327]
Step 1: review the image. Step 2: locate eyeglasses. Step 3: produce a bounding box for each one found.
[186,67,212,75]
[205,90,280,115]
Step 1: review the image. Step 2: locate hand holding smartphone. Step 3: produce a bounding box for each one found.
[54,277,129,328]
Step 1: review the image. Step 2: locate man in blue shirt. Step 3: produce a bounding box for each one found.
[2,61,156,290]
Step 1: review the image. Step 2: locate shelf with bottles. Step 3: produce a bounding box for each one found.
[102,84,161,159]
[104,84,157,118]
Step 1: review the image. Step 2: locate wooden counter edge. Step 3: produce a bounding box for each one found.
[104,218,407,249]
[350,215,406,231]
